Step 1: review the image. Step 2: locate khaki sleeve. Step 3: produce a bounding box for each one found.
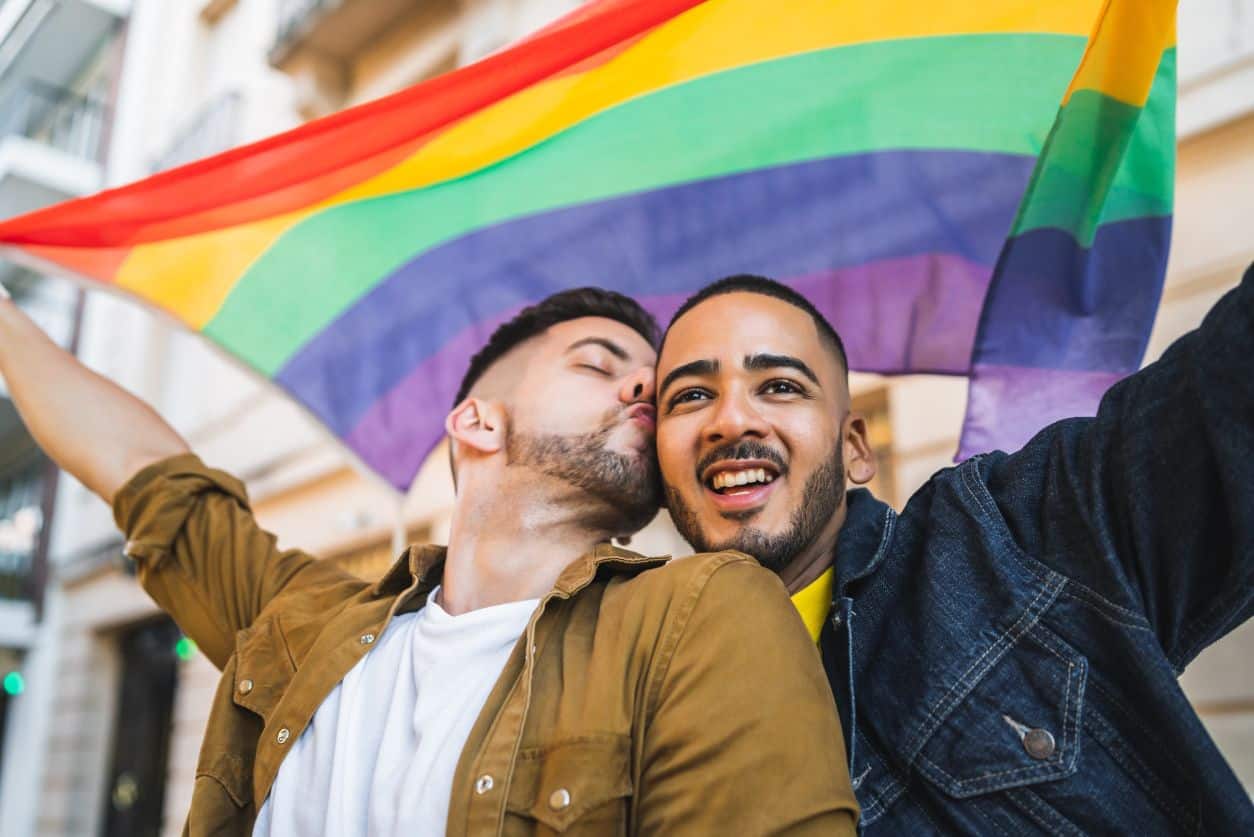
[112,453,317,669]
[636,555,858,835]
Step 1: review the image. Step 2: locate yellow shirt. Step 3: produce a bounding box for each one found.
[790,567,835,644]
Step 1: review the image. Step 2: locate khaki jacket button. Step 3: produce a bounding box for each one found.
[549,788,571,810]
[276,728,290,745]
[474,774,494,794]
[237,679,254,695]
[360,633,375,645]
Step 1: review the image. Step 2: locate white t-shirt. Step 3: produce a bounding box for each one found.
[253,588,539,837]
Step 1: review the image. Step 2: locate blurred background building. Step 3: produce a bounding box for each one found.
[0,1,1247,834]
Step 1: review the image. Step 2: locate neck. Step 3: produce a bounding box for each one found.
[777,501,846,595]
[438,471,616,615]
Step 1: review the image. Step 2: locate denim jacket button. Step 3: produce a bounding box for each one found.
[1023,728,1056,760]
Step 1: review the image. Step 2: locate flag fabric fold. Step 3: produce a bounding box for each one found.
[960,0,1177,457]
[0,0,1177,490]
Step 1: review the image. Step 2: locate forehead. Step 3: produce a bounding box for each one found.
[660,292,827,373]
[543,316,656,363]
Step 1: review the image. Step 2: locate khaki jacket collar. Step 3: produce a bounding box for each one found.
[371,542,670,602]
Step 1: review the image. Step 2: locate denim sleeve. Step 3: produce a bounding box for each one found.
[982,262,1254,671]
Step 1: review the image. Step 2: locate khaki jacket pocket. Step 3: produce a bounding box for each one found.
[231,616,296,724]
[505,734,633,834]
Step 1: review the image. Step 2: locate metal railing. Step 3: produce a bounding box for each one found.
[0,79,108,163]
[151,90,242,173]
[275,0,335,53]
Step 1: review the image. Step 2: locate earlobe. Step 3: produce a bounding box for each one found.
[844,414,878,486]
[446,398,504,456]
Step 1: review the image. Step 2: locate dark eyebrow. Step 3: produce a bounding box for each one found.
[565,337,629,361]
[744,353,820,386]
[659,358,720,398]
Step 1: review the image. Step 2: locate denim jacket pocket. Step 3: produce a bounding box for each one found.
[505,734,632,834]
[916,624,1088,797]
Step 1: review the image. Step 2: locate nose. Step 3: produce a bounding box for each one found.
[703,386,768,444]
[620,364,656,405]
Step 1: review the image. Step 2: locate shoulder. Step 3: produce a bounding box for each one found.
[603,550,792,630]
[617,549,769,597]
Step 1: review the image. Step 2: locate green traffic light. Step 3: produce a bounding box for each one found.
[3,671,23,696]
[175,636,197,662]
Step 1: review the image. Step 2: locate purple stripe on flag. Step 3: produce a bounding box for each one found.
[277,149,1035,442]
[958,214,1172,458]
[959,364,1122,457]
[345,251,991,488]
[971,216,1173,372]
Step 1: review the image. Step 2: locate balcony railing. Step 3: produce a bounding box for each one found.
[0,79,108,163]
[151,90,241,173]
[275,0,333,53]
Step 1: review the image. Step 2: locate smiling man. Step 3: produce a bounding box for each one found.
[0,285,857,835]
[655,271,1254,834]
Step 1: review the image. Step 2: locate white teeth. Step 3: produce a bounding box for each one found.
[711,467,777,490]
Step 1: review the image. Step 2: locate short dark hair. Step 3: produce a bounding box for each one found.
[454,287,660,406]
[665,274,849,374]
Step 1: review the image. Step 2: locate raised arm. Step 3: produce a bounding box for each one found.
[985,263,1254,670]
[0,289,331,667]
[0,290,188,501]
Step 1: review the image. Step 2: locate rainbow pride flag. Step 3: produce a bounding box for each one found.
[0,0,1177,490]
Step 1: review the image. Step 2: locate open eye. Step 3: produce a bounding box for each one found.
[762,379,805,396]
[666,388,712,411]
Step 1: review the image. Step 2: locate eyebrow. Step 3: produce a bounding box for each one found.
[659,358,720,398]
[744,353,820,385]
[565,337,629,361]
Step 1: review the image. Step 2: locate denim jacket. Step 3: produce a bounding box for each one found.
[824,264,1254,834]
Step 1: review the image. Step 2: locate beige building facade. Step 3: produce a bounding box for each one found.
[0,2,1249,835]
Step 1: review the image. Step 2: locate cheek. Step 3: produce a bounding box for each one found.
[531,382,610,430]
[656,420,698,481]
[776,417,841,474]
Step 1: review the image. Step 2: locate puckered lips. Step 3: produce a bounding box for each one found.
[626,403,656,432]
[700,458,782,514]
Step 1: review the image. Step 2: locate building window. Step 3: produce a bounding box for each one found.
[0,459,44,601]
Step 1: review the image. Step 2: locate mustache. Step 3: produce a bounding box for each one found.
[694,441,788,481]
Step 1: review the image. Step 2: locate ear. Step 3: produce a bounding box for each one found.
[842,412,877,486]
[445,398,506,459]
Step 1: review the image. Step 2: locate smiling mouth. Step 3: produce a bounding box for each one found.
[698,460,783,514]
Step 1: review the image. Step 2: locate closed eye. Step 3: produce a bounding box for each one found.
[577,363,611,376]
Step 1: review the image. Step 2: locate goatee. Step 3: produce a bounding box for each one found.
[666,442,844,573]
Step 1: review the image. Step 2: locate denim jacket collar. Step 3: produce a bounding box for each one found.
[832,488,897,595]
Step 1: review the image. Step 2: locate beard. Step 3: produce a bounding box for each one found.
[665,440,845,573]
[506,411,661,536]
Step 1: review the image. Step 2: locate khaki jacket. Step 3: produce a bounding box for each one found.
[115,454,858,835]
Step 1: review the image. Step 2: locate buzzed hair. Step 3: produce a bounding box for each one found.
[665,274,849,376]
[454,287,660,408]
